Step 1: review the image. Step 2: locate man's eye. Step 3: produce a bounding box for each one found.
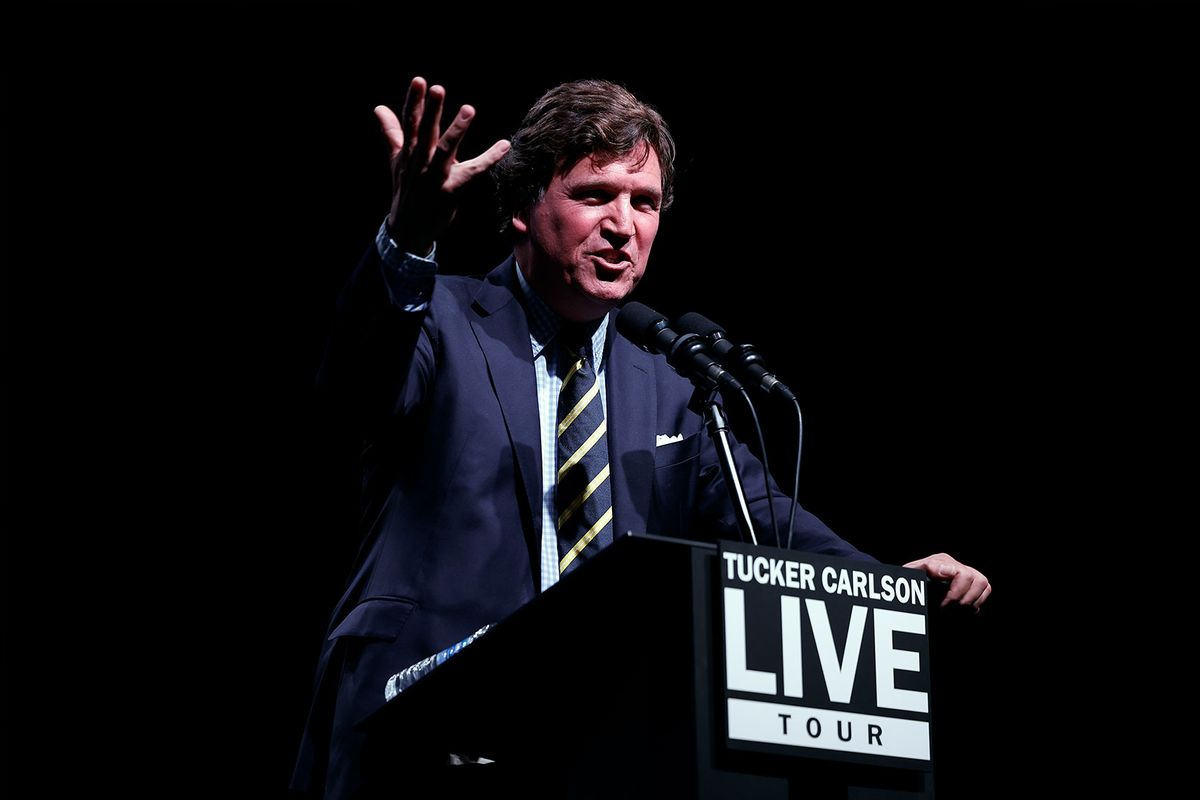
[635,196,660,211]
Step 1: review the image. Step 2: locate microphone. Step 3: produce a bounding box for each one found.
[674,312,796,401]
[616,302,744,393]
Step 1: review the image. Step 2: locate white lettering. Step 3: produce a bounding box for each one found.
[799,562,815,591]
[723,587,777,695]
[822,566,837,593]
[837,569,852,596]
[723,551,739,581]
[727,699,930,760]
[873,609,928,713]
[780,595,803,698]
[737,553,753,582]
[806,599,866,703]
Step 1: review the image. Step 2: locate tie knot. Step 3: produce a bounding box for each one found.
[559,322,594,361]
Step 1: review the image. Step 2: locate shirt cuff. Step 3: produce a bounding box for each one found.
[376,219,438,312]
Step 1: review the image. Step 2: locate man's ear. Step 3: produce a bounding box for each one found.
[511,208,529,235]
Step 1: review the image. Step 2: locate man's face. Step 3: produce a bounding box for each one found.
[514,144,662,322]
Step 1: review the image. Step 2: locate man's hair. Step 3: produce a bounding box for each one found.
[492,79,676,234]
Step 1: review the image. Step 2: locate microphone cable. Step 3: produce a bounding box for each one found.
[787,395,803,550]
[736,386,781,548]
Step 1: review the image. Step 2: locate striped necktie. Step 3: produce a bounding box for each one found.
[555,327,614,575]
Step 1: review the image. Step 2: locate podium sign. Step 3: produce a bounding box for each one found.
[719,542,932,769]
[363,535,934,798]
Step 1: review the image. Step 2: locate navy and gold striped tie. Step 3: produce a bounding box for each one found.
[556,328,613,575]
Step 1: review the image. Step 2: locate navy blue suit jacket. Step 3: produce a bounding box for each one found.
[292,248,872,798]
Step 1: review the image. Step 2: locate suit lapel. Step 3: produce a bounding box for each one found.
[470,258,543,584]
[468,266,658,578]
[605,317,655,538]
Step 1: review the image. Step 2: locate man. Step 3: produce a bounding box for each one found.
[292,76,991,799]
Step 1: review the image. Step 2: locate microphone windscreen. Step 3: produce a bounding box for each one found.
[674,311,724,338]
[616,301,666,347]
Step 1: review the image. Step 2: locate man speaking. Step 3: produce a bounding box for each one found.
[291,76,991,800]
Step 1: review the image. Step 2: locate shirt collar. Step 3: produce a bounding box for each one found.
[514,260,609,370]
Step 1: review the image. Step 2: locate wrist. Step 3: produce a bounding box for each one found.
[386,220,433,259]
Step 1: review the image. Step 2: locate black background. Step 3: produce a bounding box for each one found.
[5,3,1195,797]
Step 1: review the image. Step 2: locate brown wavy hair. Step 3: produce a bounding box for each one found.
[492,79,676,234]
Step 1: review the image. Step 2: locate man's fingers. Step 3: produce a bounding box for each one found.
[449,139,511,185]
[435,105,476,165]
[414,84,446,168]
[374,105,405,158]
[936,575,964,606]
[954,576,987,607]
[441,139,511,195]
[472,138,513,171]
[940,570,990,608]
[939,572,963,607]
[400,76,427,153]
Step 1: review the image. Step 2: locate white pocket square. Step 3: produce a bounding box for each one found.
[655,433,684,447]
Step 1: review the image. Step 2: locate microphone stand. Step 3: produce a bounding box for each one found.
[689,387,757,545]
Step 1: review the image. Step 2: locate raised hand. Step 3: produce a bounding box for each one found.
[375,76,510,256]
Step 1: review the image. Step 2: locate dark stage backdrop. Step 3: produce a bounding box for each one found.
[5,4,1193,798]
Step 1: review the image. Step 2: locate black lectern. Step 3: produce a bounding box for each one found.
[360,533,934,799]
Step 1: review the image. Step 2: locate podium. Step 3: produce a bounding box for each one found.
[359,533,935,799]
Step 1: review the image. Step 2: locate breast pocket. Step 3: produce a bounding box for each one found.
[654,431,702,468]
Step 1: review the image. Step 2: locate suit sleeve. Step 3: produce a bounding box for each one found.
[315,240,438,443]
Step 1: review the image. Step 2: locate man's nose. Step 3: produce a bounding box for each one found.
[602,198,635,239]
